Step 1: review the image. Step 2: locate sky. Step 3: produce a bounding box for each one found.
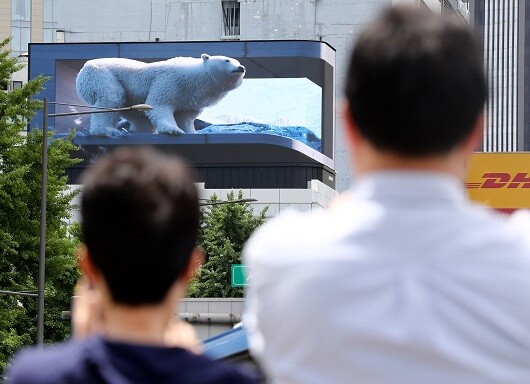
[198,78,322,138]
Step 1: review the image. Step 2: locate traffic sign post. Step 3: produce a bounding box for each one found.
[231,264,250,287]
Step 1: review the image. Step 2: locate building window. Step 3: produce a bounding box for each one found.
[418,1,430,12]
[457,0,470,22]
[441,0,456,16]
[222,1,240,37]
[11,0,31,57]
[12,0,30,21]
[44,0,58,43]
[12,81,23,90]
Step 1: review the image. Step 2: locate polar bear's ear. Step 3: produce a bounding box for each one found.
[201,53,210,61]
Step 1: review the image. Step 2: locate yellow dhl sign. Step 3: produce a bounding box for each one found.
[466,153,530,210]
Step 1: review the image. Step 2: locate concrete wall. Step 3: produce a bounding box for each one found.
[421,0,442,12]
[68,179,338,225]
[241,0,316,40]
[10,56,27,87]
[30,0,44,42]
[198,179,338,218]
[0,0,11,44]
[313,1,387,191]
[55,0,224,42]
[177,298,244,340]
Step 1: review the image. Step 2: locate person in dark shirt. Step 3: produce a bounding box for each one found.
[8,147,260,384]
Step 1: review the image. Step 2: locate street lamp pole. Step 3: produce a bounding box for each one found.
[37,98,152,347]
[198,198,258,206]
[37,98,49,346]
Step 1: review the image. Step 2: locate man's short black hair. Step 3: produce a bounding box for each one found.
[81,147,199,305]
[345,6,487,156]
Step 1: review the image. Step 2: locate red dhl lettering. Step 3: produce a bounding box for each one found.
[466,172,530,189]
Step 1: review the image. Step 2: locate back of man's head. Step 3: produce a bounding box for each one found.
[81,147,199,305]
[345,6,487,156]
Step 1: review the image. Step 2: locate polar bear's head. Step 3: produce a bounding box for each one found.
[201,53,245,91]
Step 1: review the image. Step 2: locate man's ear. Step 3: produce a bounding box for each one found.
[463,112,484,154]
[182,248,205,284]
[77,245,99,285]
[342,101,363,149]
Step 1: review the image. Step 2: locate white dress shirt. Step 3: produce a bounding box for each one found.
[243,172,530,384]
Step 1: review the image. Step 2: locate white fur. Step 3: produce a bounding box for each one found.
[76,54,246,137]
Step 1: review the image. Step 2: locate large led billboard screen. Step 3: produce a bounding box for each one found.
[29,41,335,187]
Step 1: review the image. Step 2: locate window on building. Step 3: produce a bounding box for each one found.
[12,0,30,21]
[441,0,456,16]
[419,1,430,12]
[11,0,31,57]
[12,81,23,90]
[222,1,240,37]
[44,0,58,43]
[457,1,470,22]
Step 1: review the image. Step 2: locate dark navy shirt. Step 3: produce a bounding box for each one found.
[8,335,261,384]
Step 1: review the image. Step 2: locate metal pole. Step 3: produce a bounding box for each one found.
[0,290,38,298]
[31,100,151,346]
[37,98,49,347]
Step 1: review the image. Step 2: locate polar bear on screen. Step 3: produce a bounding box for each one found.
[75,54,246,137]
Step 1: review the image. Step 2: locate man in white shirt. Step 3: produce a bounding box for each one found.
[243,6,530,384]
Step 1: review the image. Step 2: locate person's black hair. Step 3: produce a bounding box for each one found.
[345,6,487,156]
[81,147,199,305]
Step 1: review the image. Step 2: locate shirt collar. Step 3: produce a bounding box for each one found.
[352,171,467,207]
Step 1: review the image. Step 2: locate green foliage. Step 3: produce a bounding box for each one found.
[0,38,80,371]
[68,222,83,245]
[187,191,267,298]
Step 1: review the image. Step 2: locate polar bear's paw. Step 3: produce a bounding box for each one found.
[90,127,128,138]
[157,126,185,135]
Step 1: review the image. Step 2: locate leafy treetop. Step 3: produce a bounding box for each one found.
[0,38,80,372]
[187,191,267,298]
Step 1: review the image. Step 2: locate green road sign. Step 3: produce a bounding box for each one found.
[231,264,250,287]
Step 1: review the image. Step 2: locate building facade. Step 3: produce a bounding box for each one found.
[3,0,60,57]
[1,0,468,192]
[1,0,384,192]
[470,0,529,151]
[1,0,57,88]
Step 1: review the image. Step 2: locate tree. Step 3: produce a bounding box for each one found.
[0,38,80,371]
[187,191,267,298]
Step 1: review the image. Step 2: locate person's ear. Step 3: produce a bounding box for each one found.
[462,112,484,154]
[343,101,363,149]
[77,245,99,285]
[182,248,205,284]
